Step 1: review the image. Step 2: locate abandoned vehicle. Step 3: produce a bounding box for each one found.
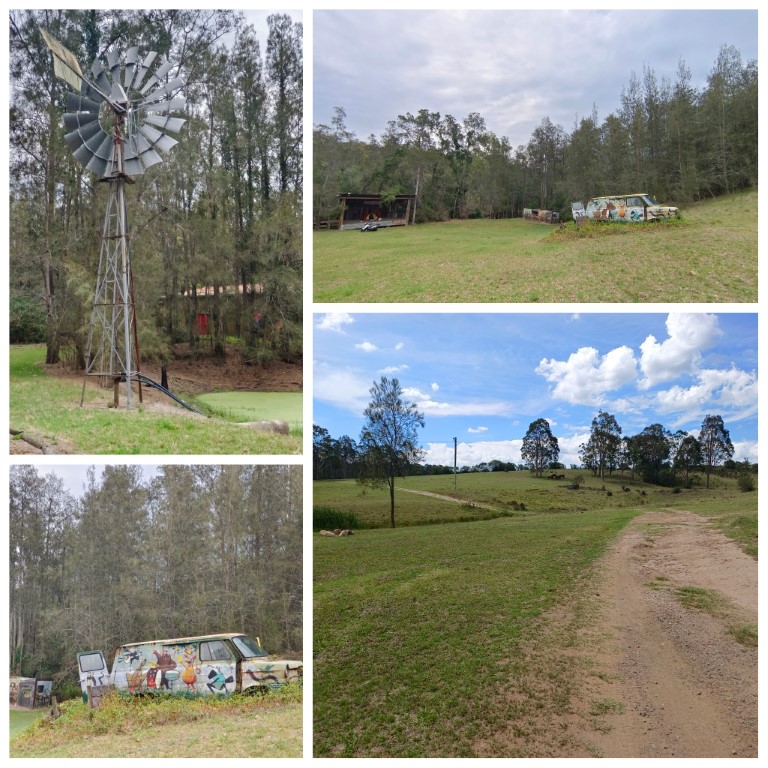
[76,632,302,699]
[573,194,679,222]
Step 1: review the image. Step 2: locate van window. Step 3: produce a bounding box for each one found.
[79,652,106,672]
[233,635,268,658]
[200,640,233,662]
[626,196,644,207]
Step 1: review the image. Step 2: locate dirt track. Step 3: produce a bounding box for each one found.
[583,509,757,757]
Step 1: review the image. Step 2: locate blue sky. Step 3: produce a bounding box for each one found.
[314,8,758,148]
[313,312,758,467]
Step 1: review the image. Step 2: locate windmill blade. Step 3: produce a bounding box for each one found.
[123,46,140,89]
[66,92,102,115]
[132,133,163,172]
[143,114,186,134]
[84,133,115,176]
[107,48,121,83]
[142,76,185,104]
[138,124,178,154]
[80,80,106,105]
[140,59,175,94]
[64,119,104,154]
[63,110,100,131]
[72,129,114,175]
[147,97,186,113]
[90,59,112,99]
[132,51,158,92]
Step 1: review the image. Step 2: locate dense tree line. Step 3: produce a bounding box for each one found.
[316,413,751,488]
[314,44,756,225]
[10,10,302,366]
[9,465,302,694]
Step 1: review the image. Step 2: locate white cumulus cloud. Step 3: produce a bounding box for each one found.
[316,312,355,333]
[638,313,721,388]
[537,345,637,405]
[468,426,488,433]
[355,341,377,352]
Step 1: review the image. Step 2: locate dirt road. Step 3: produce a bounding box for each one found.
[583,508,757,758]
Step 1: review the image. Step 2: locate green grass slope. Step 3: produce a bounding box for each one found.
[314,188,756,303]
[313,473,756,757]
[10,345,301,454]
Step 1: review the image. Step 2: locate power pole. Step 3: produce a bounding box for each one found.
[453,436,457,491]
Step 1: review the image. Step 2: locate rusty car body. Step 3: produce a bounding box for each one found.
[523,207,561,224]
[76,632,302,700]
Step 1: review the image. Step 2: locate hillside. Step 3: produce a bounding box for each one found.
[314,188,757,303]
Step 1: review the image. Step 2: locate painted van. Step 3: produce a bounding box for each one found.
[577,194,679,222]
[77,632,302,699]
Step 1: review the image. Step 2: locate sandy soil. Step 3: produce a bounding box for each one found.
[581,509,757,758]
[10,342,302,454]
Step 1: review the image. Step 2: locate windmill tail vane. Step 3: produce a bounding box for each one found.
[41,27,186,409]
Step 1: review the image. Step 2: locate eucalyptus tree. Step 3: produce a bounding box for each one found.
[674,434,702,487]
[698,414,734,489]
[581,411,622,481]
[632,424,671,484]
[358,377,425,528]
[521,418,559,477]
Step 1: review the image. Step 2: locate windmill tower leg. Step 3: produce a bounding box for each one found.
[81,176,137,408]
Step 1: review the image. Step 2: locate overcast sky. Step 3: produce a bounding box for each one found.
[313,312,758,468]
[314,8,758,147]
[24,465,160,499]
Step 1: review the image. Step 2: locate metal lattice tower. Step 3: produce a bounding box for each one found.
[41,29,186,408]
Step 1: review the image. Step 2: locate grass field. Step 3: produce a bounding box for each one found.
[10,709,44,738]
[313,472,756,757]
[9,345,301,454]
[197,391,302,432]
[10,689,302,758]
[313,188,757,303]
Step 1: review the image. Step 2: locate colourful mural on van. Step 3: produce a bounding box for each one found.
[77,632,301,702]
[573,193,679,222]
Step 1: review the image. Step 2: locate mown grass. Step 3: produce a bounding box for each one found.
[313,471,757,756]
[9,345,301,454]
[10,687,302,758]
[313,188,757,303]
[10,709,44,738]
[314,470,691,528]
[313,508,638,757]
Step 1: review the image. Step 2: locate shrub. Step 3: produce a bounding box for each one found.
[313,507,361,530]
[737,474,756,492]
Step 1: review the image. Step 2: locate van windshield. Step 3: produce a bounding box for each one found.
[232,635,268,658]
[642,194,660,206]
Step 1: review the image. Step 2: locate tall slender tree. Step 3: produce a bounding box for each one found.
[358,377,425,528]
[698,414,734,489]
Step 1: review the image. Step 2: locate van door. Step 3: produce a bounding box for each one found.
[77,650,110,696]
[198,639,237,694]
[624,195,646,221]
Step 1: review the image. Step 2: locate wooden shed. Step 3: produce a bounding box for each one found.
[337,193,416,230]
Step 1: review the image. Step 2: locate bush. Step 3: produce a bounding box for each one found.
[10,296,47,343]
[313,507,361,530]
[737,474,756,492]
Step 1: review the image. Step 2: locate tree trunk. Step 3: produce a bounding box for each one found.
[389,477,396,528]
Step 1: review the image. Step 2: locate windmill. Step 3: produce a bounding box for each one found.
[41,29,186,408]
